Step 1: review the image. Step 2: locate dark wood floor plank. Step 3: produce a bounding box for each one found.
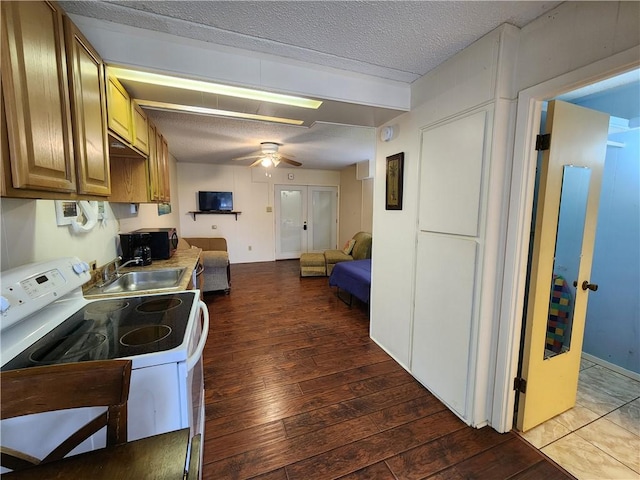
[348,368,415,396]
[205,377,266,403]
[284,410,467,480]
[207,383,302,418]
[248,468,288,480]
[204,420,286,463]
[508,459,575,480]
[385,426,511,479]
[297,360,401,394]
[424,467,467,480]
[206,383,358,439]
[367,394,447,431]
[283,381,432,438]
[204,416,379,479]
[283,334,373,360]
[452,437,556,479]
[336,461,397,479]
[201,260,575,480]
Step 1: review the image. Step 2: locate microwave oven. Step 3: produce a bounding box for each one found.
[131,228,178,260]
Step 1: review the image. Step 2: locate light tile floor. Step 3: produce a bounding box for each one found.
[520,358,640,479]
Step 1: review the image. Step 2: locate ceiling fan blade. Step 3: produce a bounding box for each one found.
[280,156,302,167]
[233,154,261,161]
[250,158,264,167]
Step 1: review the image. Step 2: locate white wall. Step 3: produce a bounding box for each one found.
[515,2,640,93]
[0,153,181,271]
[0,198,121,271]
[370,24,517,386]
[370,0,640,430]
[176,162,341,263]
[339,166,363,246]
[361,178,373,236]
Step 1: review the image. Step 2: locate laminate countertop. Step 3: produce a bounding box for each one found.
[83,247,202,299]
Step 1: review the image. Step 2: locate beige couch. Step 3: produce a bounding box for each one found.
[180,237,230,293]
[324,231,372,275]
[300,231,372,277]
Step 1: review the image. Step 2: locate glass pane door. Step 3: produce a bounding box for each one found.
[310,187,337,251]
[275,186,306,259]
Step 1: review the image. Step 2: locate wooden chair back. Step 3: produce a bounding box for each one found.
[0,359,132,471]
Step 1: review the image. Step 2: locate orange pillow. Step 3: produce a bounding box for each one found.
[342,239,356,255]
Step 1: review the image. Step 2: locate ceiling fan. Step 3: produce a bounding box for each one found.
[233,142,302,168]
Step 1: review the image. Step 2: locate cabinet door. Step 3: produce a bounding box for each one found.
[160,135,170,202]
[132,102,149,155]
[64,17,110,196]
[106,74,132,144]
[147,121,160,201]
[1,1,76,192]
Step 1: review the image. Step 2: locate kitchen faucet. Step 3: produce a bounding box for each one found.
[115,257,144,275]
[99,256,143,286]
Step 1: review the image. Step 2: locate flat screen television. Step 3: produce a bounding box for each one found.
[198,191,233,211]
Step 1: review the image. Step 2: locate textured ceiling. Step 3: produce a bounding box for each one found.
[62,1,562,83]
[60,1,564,169]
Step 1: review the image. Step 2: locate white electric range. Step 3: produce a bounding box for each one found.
[0,257,208,476]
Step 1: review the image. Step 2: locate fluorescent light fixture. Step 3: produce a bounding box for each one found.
[109,67,322,109]
[136,100,304,126]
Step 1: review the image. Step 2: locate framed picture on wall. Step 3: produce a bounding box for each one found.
[385,152,404,210]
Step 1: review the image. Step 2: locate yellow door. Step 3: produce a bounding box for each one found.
[516,100,609,432]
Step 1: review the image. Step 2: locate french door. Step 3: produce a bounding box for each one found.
[274,185,337,260]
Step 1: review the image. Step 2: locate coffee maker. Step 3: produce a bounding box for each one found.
[119,232,153,266]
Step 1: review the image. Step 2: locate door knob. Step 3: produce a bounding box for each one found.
[578,280,598,291]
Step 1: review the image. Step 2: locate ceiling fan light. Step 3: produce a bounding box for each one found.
[261,158,273,167]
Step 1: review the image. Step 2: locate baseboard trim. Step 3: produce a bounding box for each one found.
[582,352,640,382]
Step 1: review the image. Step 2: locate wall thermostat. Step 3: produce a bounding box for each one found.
[55,201,79,225]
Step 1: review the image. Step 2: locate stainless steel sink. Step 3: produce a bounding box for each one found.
[85,268,187,295]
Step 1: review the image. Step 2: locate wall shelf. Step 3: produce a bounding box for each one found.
[188,210,241,221]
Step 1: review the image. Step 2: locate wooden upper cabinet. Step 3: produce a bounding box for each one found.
[132,102,149,155]
[106,72,133,144]
[64,17,110,196]
[160,134,170,202]
[147,121,160,201]
[1,1,76,192]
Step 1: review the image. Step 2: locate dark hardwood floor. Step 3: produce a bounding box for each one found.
[201,260,573,480]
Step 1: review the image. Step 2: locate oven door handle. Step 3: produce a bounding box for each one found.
[187,301,209,370]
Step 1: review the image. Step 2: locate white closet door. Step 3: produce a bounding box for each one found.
[412,233,477,417]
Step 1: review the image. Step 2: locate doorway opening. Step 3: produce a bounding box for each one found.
[514,69,640,478]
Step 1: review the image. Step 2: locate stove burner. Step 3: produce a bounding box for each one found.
[120,325,172,346]
[85,300,129,314]
[29,333,107,364]
[136,298,182,313]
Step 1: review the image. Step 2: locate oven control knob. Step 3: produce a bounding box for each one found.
[72,262,90,274]
[0,296,10,315]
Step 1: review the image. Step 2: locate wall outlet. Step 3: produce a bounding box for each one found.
[266,206,273,213]
[248,246,252,251]
[89,260,97,271]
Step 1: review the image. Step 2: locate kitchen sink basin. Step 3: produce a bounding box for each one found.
[85,268,187,295]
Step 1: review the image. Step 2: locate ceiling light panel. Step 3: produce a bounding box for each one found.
[136,100,304,125]
[108,67,322,109]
